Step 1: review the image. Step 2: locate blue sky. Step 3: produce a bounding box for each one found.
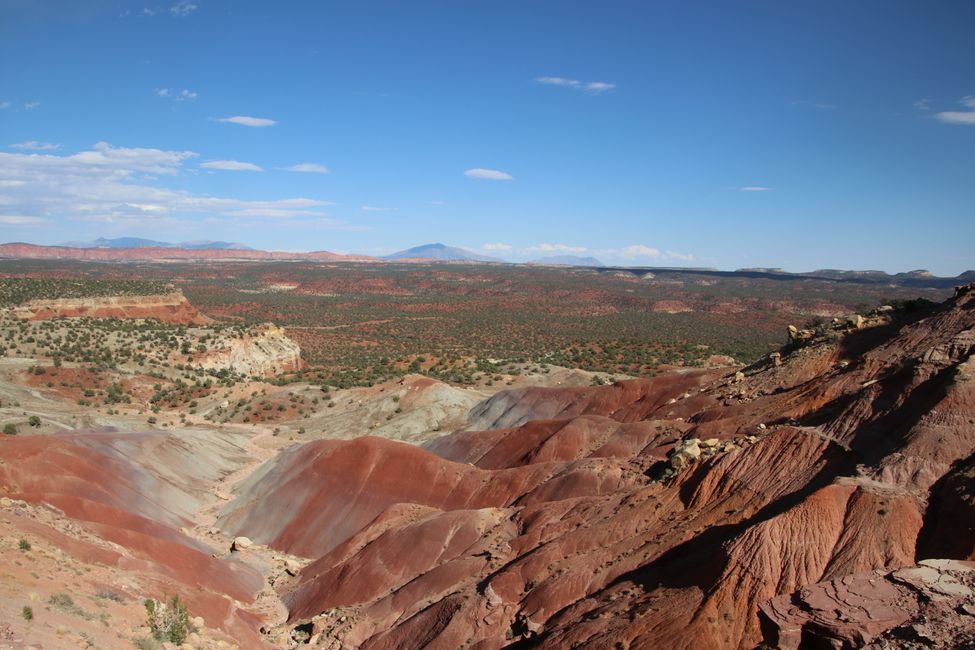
[1,1,973,274]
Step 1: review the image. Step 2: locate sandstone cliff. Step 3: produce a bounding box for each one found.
[7,290,209,324]
[197,324,302,377]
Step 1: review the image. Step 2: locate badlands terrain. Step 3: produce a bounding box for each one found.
[0,262,972,649]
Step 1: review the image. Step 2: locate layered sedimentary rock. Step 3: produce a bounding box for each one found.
[219,284,975,648]
[6,290,208,324]
[759,559,975,649]
[197,324,302,377]
[0,429,267,645]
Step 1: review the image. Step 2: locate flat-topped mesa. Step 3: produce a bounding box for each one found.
[196,323,302,377]
[6,289,209,324]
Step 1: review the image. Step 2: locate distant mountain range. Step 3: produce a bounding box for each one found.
[1,239,973,290]
[62,237,253,250]
[528,255,604,267]
[0,242,371,262]
[383,243,501,262]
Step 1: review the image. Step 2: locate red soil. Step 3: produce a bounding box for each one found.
[218,284,975,648]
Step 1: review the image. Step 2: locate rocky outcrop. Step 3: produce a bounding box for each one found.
[217,283,975,648]
[6,290,208,324]
[759,559,975,649]
[197,324,302,377]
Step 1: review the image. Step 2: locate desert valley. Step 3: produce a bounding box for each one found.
[2,2,973,647]
[0,247,972,649]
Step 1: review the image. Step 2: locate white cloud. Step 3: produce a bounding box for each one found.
[10,141,61,151]
[0,101,10,110]
[584,82,616,94]
[177,89,197,101]
[537,76,581,89]
[201,159,263,171]
[740,186,772,192]
[587,245,692,262]
[936,96,975,125]
[464,168,513,181]
[171,1,198,17]
[483,242,513,251]
[0,143,338,226]
[218,115,277,127]
[525,243,588,254]
[0,215,45,225]
[618,245,661,258]
[68,141,197,174]
[24,101,40,110]
[914,98,932,111]
[536,77,616,94]
[283,163,330,174]
[361,206,394,212]
[156,88,170,97]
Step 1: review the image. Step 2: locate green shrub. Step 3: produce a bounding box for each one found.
[22,605,33,621]
[144,595,189,645]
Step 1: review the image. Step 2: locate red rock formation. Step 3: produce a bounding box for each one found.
[0,430,266,645]
[219,285,975,648]
[759,559,975,649]
[8,290,209,324]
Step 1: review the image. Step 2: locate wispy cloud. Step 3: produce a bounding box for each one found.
[464,168,513,181]
[914,98,932,111]
[156,88,197,101]
[1,101,11,110]
[739,186,772,192]
[483,242,513,251]
[283,163,330,174]
[0,143,339,227]
[0,215,45,225]
[24,101,40,110]
[217,115,277,127]
[360,206,394,212]
[201,160,263,171]
[598,245,693,262]
[936,96,975,125]
[618,244,661,258]
[536,77,616,94]
[517,243,692,263]
[525,243,588,254]
[170,1,198,17]
[537,76,581,89]
[584,81,616,94]
[10,141,61,151]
